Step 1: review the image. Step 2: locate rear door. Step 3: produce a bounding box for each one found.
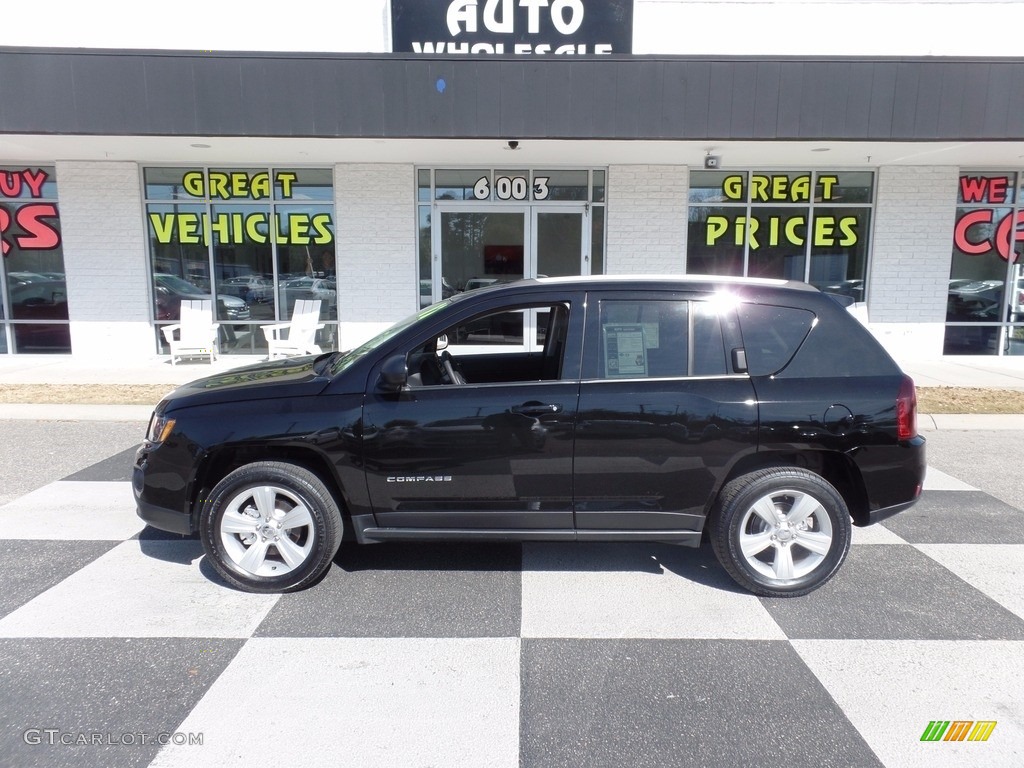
[573,290,758,537]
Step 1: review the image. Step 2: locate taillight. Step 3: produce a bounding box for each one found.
[897,375,918,440]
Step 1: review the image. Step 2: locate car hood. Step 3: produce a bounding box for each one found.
[158,354,332,412]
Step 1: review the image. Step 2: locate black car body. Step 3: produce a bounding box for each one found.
[134,276,925,596]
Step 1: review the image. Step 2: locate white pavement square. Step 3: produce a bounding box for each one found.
[0,540,280,638]
[0,481,143,540]
[150,637,521,768]
[793,639,1024,768]
[521,543,788,639]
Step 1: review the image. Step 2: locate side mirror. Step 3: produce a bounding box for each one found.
[377,354,409,392]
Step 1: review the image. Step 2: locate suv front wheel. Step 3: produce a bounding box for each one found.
[200,461,343,593]
[710,468,852,597]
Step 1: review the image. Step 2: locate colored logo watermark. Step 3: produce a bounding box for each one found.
[920,721,997,742]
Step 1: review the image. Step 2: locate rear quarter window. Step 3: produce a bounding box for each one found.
[737,304,814,375]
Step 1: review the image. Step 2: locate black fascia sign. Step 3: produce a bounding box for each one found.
[391,0,634,55]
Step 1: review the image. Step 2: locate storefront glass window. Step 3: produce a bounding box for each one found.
[418,167,606,310]
[687,170,874,297]
[144,167,335,355]
[1,165,69,353]
[436,169,488,200]
[945,171,1023,355]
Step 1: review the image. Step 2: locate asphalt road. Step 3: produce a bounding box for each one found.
[0,419,146,506]
[923,428,1024,511]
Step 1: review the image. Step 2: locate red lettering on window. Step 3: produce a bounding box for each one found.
[14,204,61,250]
[995,209,1024,263]
[959,175,1011,204]
[0,206,10,255]
[953,209,993,254]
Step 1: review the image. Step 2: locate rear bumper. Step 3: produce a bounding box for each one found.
[862,496,921,527]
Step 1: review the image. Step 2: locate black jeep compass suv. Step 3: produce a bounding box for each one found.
[134,276,925,597]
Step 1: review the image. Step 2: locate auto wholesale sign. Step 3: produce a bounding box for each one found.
[391,0,633,55]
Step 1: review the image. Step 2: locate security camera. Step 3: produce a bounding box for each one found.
[704,155,720,169]
[507,140,520,150]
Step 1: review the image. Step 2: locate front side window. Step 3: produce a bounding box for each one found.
[1,166,68,353]
[144,167,335,355]
[687,170,872,302]
[405,301,572,387]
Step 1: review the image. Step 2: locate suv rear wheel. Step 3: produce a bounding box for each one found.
[710,468,852,597]
[200,461,343,593]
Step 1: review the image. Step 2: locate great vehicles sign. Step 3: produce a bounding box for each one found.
[391,0,633,55]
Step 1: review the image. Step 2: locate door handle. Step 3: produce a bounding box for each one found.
[511,402,562,416]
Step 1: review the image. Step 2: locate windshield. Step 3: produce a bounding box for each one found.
[329,298,452,376]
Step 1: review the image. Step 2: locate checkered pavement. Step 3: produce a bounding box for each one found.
[1,448,1022,768]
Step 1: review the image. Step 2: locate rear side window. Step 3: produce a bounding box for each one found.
[737,304,814,375]
[590,299,728,379]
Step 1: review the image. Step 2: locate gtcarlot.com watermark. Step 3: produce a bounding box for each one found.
[23,729,203,747]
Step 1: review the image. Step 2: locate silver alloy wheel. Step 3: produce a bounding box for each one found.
[218,484,316,577]
[737,489,834,581]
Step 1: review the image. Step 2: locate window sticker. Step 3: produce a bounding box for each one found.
[603,323,648,378]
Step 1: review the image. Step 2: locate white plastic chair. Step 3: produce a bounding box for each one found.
[263,299,325,359]
[162,300,219,365]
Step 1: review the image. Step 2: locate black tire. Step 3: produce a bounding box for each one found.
[710,467,852,597]
[199,461,343,593]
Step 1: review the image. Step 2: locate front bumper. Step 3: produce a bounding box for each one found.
[132,446,195,536]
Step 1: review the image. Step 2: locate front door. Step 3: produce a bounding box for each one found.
[362,295,583,532]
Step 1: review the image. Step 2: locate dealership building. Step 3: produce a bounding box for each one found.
[2,0,1024,361]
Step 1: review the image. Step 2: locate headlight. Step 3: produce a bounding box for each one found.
[146,413,176,443]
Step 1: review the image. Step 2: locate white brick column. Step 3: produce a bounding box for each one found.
[334,164,417,348]
[606,165,688,274]
[56,161,153,357]
[866,166,958,360]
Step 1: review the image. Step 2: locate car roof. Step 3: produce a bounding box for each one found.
[459,274,814,294]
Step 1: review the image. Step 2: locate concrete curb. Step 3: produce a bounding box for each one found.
[0,404,153,422]
[918,413,1024,430]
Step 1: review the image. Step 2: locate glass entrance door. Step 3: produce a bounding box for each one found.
[433,205,588,352]
[534,208,589,280]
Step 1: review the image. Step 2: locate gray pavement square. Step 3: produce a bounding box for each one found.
[0,637,244,768]
[761,545,1024,641]
[1,540,119,619]
[520,638,883,768]
[255,542,522,638]
[881,490,1024,544]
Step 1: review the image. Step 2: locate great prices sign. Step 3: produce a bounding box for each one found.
[0,168,61,256]
[391,0,633,55]
[703,174,861,249]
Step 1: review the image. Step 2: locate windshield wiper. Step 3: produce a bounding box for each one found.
[312,350,343,376]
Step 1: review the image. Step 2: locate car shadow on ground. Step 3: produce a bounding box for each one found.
[133,527,743,594]
[332,539,746,594]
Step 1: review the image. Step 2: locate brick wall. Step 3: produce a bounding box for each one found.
[56,161,153,357]
[334,164,417,347]
[606,165,688,274]
[866,165,958,359]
